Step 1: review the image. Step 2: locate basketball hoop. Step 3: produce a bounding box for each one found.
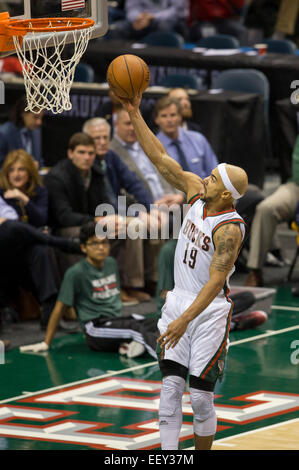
[0,12,95,114]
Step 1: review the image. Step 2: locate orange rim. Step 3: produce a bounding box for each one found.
[1,17,95,37]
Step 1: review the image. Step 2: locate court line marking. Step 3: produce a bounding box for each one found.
[0,361,158,404]
[1,323,299,405]
[272,305,299,312]
[229,324,299,346]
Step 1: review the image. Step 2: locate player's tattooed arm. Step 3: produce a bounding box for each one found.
[211,223,242,275]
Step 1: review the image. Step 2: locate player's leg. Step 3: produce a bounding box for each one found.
[158,360,188,450]
[157,290,191,449]
[188,300,232,450]
[189,376,217,450]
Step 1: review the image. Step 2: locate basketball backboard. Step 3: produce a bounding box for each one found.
[0,0,108,56]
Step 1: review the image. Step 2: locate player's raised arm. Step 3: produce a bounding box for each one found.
[113,93,205,197]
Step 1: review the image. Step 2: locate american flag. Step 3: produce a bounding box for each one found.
[61,0,86,11]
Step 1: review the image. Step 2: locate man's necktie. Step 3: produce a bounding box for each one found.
[21,128,32,155]
[171,140,190,172]
[100,160,118,208]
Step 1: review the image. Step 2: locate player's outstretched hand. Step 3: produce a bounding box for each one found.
[110,90,142,113]
[20,341,49,353]
[158,317,189,350]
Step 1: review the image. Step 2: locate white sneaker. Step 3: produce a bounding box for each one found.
[127,341,145,358]
[119,342,130,355]
[119,341,146,358]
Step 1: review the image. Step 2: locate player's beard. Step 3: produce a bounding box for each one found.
[199,182,207,200]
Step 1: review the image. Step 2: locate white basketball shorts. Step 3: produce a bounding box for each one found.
[157,287,232,380]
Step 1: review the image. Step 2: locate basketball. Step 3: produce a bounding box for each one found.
[106,54,150,99]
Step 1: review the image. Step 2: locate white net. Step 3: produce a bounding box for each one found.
[12,21,94,114]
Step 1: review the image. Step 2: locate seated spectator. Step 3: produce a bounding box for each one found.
[44,132,108,233]
[0,149,47,227]
[0,196,81,329]
[20,222,159,359]
[43,132,114,276]
[0,95,44,168]
[245,135,299,287]
[189,0,248,45]
[83,117,164,301]
[108,0,189,41]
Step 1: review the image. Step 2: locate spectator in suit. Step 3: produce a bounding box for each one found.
[108,0,189,41]
[83,117,164,301]
[0,95,44,168]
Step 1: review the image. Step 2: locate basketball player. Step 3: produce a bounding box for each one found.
[113,92,248,451]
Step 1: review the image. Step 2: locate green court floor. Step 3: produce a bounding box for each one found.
[0,286,299,450]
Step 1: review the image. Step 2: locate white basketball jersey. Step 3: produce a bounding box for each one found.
[174,195,246,298]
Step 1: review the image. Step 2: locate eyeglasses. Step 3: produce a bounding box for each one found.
[86,240,109,248]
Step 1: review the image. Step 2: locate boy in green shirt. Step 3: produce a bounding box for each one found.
[20,222,158,358]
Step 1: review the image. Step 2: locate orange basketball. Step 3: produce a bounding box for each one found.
[106,54,150,99]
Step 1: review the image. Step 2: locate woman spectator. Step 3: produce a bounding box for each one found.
[0,149,48,227]
[0,150,79,328]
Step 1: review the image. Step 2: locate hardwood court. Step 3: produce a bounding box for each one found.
[212,418,299,450]
[0,286,299,450]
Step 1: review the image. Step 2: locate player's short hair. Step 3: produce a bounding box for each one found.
[153,96,182,119]
[68,132,95,151]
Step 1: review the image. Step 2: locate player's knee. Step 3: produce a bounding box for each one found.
[190,388,217,436]
[190,388,214,422]
[159,375,185,417]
